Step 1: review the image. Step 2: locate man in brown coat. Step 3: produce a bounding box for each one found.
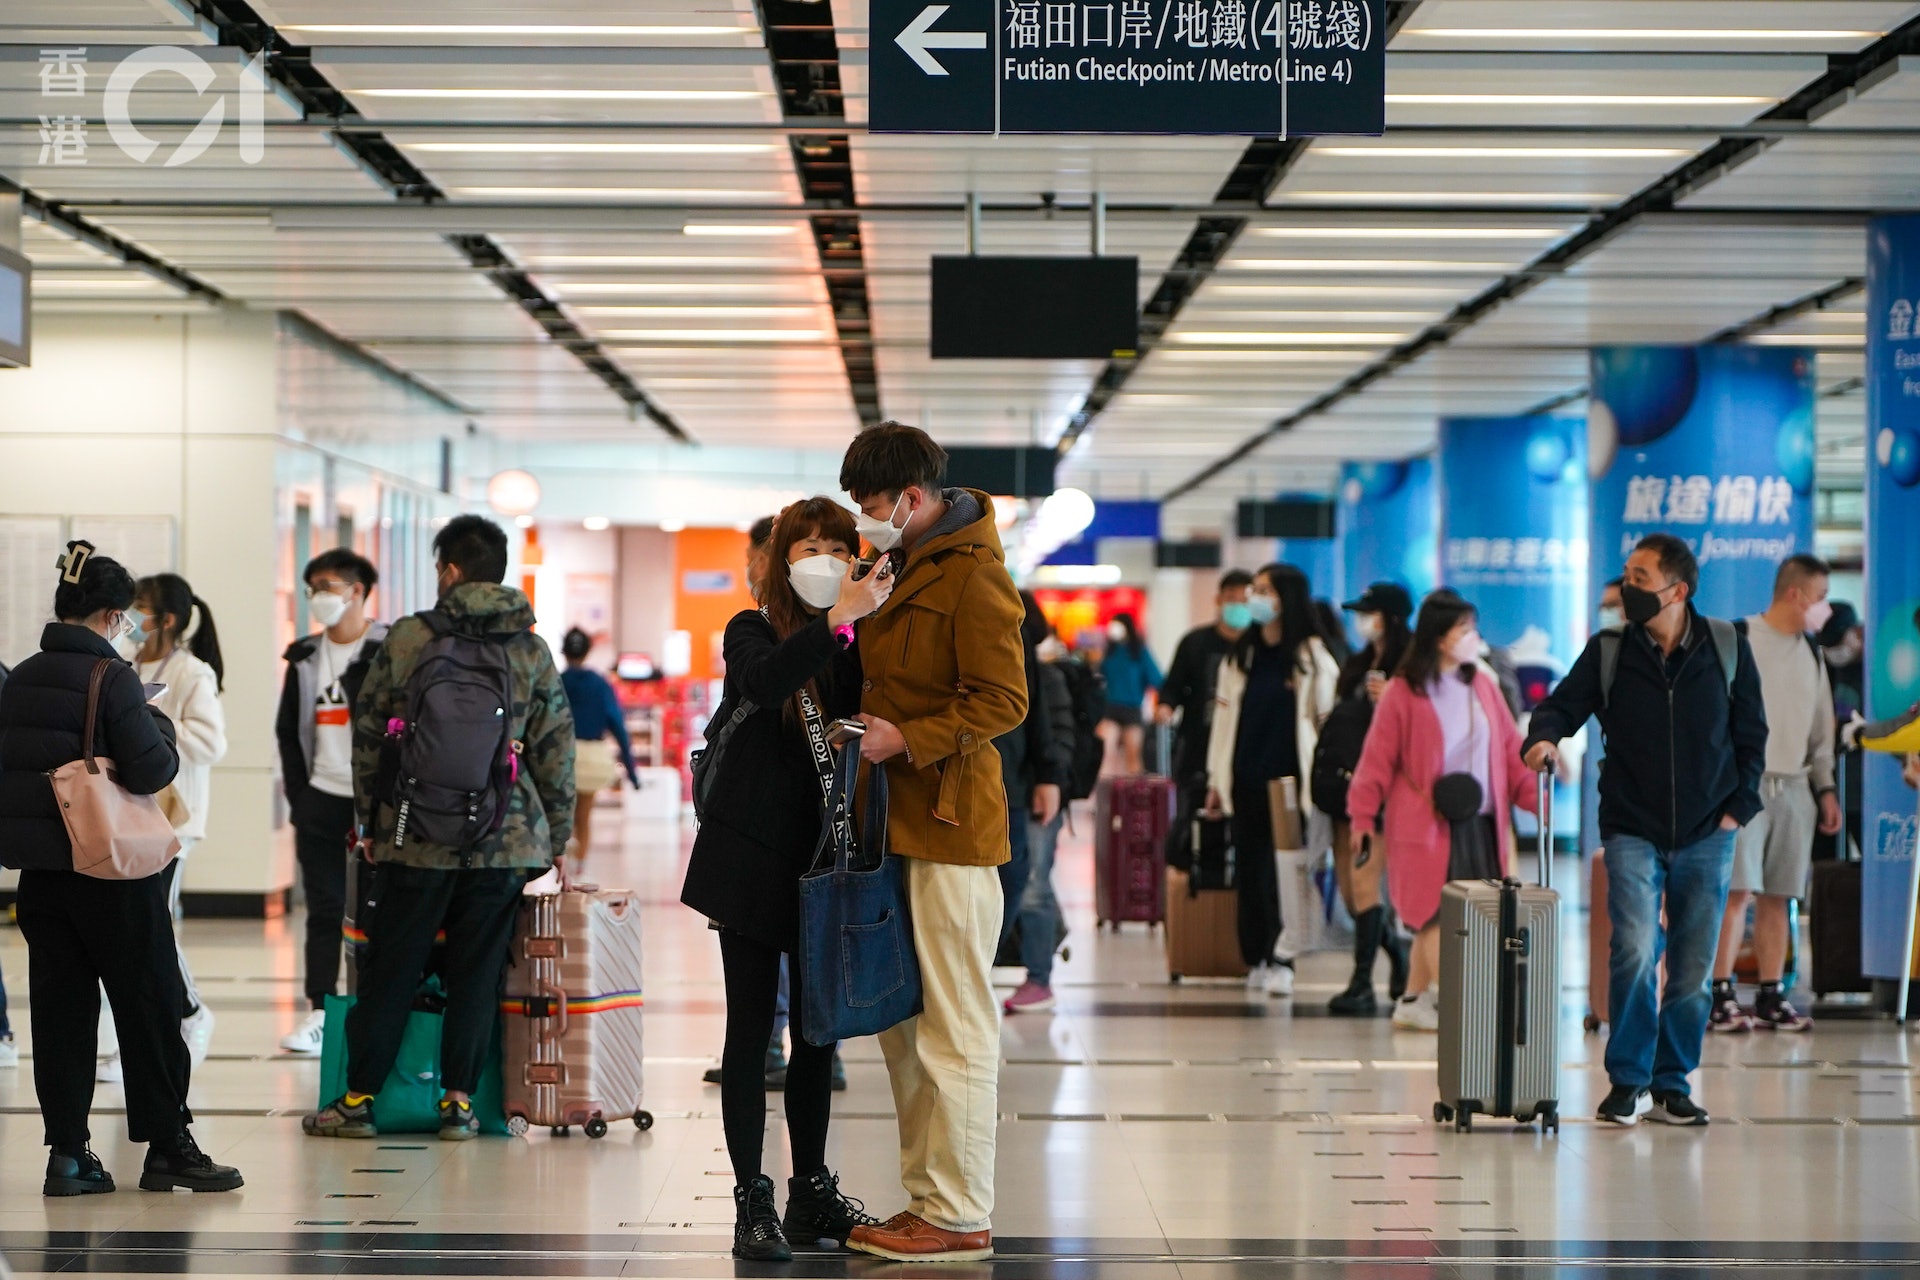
[839,423,1028,1262]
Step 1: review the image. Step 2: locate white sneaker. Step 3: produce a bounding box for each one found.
[1265,960,1296,998]
[1391,990,1440,1032]
[182,1005,215,1068]
[279,1008,328,1056]
[0,1036,17,1068]
[97,1051,123,1083]
[1245,961,1268,990]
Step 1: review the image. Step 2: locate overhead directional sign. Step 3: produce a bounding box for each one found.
[870,0,1385,135]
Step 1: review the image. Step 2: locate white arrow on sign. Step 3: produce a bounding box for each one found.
[896,4,987,76]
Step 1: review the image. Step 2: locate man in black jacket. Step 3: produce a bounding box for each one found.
[1525,533,1767,1128]
[1157,569,1253,790]
[273,549,389,1055]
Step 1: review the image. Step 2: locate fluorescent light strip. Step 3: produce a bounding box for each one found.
[1404,28,1879,41]
[409,141,776,155]
[1185,309,1440,322]
[356,88,768,100]
[1226,259,1509,272]
[1211,284,1462,298]
[287,23,759,35]
[527,256,787,268]
[1155,349,1371,362]
[1314,145,1692,159]
[547,282,789,295]
[597,329,826,341]
[1747,333,1863,347]
[1386,93,1773,106]
[1170,331,1408,345]
[1273,191,1619,204]
[575,305,817,317]
[684,224,797,236]
[1250,226,1560,240]
[449,187,786,200]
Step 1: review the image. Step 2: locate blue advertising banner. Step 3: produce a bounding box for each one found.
[1588,345,1817,619]
[1337,457,1438,610]
[1861,215,1920,980]
[1275,536,1338,605]
[1438,417,1589,839]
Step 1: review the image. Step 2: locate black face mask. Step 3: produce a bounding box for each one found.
[1620,582,1667,626]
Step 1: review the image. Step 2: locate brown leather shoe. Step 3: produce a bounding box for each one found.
[847,1211,993,1262]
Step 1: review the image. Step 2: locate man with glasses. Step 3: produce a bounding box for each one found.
[1524,533,1767,1128]
[274,549,387,1055]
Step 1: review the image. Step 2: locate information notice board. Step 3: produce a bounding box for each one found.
[871,0,1385,135]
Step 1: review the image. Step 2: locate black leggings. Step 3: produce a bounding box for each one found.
[719,930,836,1185]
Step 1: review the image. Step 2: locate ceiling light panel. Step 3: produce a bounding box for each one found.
[315,51,781,123]
[1383,52,1823,126]
[1392,1,1904,53]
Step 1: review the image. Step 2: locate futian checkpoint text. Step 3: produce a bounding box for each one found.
[1003,54,1338,83]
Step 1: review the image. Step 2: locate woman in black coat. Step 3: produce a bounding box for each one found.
[0,542,242,1197]
[681,497,894,1262]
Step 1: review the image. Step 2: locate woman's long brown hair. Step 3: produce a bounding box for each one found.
[759,496,859,724]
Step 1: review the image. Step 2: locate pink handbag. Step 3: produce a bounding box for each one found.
[48,659,181,880]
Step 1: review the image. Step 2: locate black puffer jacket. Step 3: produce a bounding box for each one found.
[0,623,181,871]
[680,610,862,952]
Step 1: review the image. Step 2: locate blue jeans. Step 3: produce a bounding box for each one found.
[1604,828,1737,1097]
[771,957,789,1053]
[1019,813,1066,986]
[997,799,1032,954]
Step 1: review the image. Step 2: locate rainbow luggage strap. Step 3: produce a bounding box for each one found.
[500,990,644,1017]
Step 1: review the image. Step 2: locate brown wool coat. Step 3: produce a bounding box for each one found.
[857,490,1029,866]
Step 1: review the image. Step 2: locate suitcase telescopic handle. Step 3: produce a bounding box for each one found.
[1536,770,1553,891]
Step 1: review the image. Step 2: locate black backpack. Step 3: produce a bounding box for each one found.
[1309,693,1375,820]
[1057,658,1108,802]
[384,611,519,860]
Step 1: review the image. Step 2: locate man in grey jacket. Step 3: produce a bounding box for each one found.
[274,549,388,1055]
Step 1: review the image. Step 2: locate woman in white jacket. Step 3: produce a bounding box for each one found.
[99,573,227,1083]
[1206,562,1340,996]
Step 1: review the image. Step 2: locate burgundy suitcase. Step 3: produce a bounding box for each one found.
[1095,776,1172,928]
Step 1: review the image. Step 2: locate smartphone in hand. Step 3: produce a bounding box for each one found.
[826,718,867,747]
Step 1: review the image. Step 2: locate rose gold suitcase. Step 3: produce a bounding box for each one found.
[501,885,652,1137]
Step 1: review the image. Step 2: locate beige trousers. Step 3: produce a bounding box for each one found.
[877,856,1003,1233]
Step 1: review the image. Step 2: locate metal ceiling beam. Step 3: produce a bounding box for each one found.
[161,0,692,442]
[1159,8,1920,502]
[755,0,882,429]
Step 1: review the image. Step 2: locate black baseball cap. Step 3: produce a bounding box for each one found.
[1342,581,1414,619]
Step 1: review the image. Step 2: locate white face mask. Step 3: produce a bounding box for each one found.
[309,591,350,630]
[1597,605,1625,631]
[854,492,910,553]
[1107,622,1128,643]
[1353,613,1383,643]
[1449,629,1484,667]
[1803,599,1833,636]
[788,554,846,610]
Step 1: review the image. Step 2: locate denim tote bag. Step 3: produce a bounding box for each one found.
[796,748,922,1047]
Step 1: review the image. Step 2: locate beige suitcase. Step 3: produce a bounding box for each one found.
[1164,866,1248,982]
[501,885,652,1137]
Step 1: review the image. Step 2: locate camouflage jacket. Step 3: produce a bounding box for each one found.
[351,582,576,870]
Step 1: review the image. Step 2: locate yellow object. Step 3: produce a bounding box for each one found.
[1862,717,1920,756]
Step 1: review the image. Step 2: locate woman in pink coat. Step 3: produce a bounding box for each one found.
[1346,590,1537,1031]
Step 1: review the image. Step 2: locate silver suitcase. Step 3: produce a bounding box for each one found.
[1435,773,1560,1134]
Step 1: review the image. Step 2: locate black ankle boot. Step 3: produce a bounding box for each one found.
[783,1166,881,1248]
[45,1145,114,1197]
[1382,918,1412,1001]
[139,1129,244,1193]
[733,1174,792,1261]
[1330,906,1384,1016]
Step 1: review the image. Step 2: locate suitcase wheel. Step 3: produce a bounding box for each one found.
[1583,1013,1603,1035]
[1432,1102,1453,1125]
[506,1116,530,1138]
[551,1126,570,1137]
[1169,972,1183,984]
[585,1117,609,1139]
[1541,1108,1560,1135]
[634,1110,654,1131]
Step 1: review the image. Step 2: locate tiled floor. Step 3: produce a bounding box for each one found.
[1,796,1916,1276]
